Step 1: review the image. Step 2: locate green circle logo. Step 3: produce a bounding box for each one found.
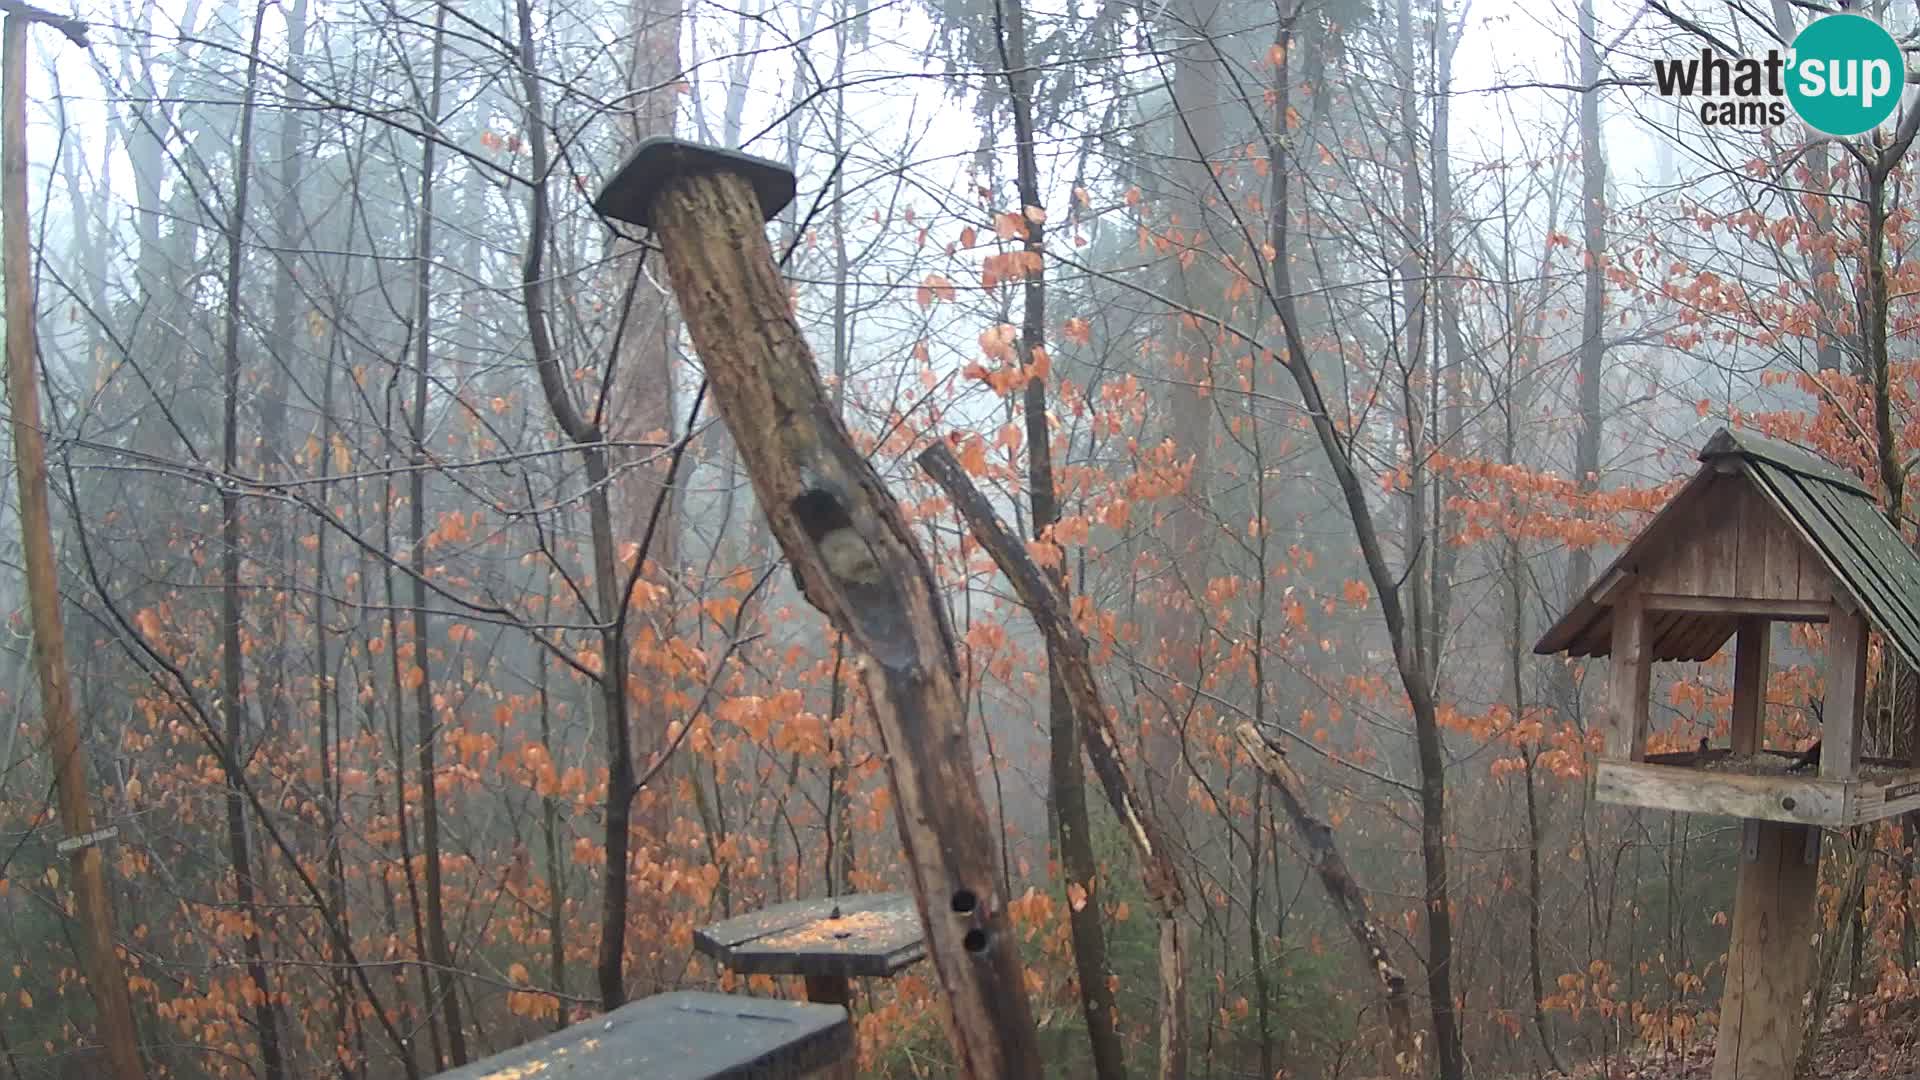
[1787,14,1904,136]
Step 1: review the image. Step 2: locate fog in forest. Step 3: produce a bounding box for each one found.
[1,0,1916,1077]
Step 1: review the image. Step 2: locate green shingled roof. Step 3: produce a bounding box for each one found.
[1702,428,1920,671]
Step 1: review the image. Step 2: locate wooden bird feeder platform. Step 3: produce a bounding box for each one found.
[431,991,851,1080]
[694,892,926,1006]
[1537,427,1920,1080]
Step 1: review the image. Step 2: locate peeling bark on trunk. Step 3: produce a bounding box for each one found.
[638,166,1044,1077]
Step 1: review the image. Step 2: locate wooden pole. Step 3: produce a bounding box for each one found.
[1730,617,1769,756]
[1713,820,1818,1080]
[1605,589,1651,760]
[597,140,1043,1079]
[1821,607,1867,781]
[1,13,146,1079]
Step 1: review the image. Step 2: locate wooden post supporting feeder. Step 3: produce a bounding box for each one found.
[1537,428,1920,1080]
[593,139,1044,1078]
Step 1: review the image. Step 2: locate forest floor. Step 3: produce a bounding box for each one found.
[1586,995,1920,1078]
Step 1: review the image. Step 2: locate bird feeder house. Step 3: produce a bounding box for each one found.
[1537,427,1920,1080]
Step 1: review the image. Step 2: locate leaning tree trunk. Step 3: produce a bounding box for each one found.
[920,442,1188,1080]
[610,143,1045,1077]
[1234,726,1418,1073]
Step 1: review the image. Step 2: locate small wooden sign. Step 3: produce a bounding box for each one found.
[55,826,117,854]
[1886,780,1920,802]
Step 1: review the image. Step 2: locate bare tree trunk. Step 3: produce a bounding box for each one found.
[406,5,465,1064]
[1,12,145,1079]
[313,350,357,1077]
[516,0,647,1010]
[1265,18,1461,1076]
[536,634,568,1031]
[1565,0,1608,608]
[991,0,1126,1074]
[217,9,285,1076]
[1151,0,1222,803]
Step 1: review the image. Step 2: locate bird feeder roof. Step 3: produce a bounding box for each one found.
[1536,427,1920,669]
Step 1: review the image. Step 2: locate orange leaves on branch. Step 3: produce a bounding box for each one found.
[951,433,990,477]
[980,249,1043,293]
[994,211,1028,241]
[978,323,1018,364]
[915,274,956,310]
[1007,887,1055,940]
[964,324,1049,396]
[1062,317,1092,346]
[1027,538,1064,570]
[1341,579,1371,608]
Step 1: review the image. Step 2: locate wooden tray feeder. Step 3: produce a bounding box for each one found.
[694,893,926,1080]
[694,892,926,1007]
[430,991,852,1080]
[1537,427,1920,1080]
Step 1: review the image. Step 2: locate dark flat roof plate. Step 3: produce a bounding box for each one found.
[594,137,797,228]
[430,991,850,1080]
[695,892,926,979]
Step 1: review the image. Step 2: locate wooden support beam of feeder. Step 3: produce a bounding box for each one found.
[593,137,1043,1079]
[1731,617,1769,756]
[1606,589,1652,760]
[1822,604,1867,782]
[1713,820,1819,1080]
